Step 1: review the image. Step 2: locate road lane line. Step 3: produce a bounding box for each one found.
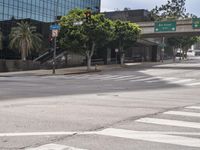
[136,118,200,129]
[26,144,87,150]
[96,128,200,148]
[186,106,200,110]
[164,111,200,117]
[0,132,76,137]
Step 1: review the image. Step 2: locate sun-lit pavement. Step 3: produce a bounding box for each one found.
[0,58,200,150]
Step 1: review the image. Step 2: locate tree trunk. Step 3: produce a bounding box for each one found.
[21,41,27,61]
[87,55,92,71]
[21,49,26,61]
[120,53,125,65]
[172,47,176,63]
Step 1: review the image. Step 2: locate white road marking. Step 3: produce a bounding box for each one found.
[129,76,147,82]
[146,77,162,83]
[96,128,200,148]
[130,77,159,82]
[115,75,138,81]
[26,144,87,150]
[164,111,200,117]
[186,82,200,86]
[136,118,200,129]
[111,75,135,80]
[169,79,195,84]
[186,106,200,110]
[0,131,76,137]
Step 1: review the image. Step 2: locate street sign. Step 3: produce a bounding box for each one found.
[192,18,200,29]
[155,21,176,32]
[115,48,119,53]
[50,24,61,30]
[52,30,59,37]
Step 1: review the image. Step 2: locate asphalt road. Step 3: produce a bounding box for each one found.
[0,58,200,150]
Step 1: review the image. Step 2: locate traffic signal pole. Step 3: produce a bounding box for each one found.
[52,0,59,74]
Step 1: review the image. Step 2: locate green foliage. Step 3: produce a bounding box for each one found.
[151,0,188,21]
[113,20,141,52]
[59,9,113,55]
[59,9,115,70]
[59,9,141,67]
[9,21,42,61]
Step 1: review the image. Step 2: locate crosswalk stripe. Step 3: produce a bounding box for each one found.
[130,77,159,82]
[146,78,162,83]
[186,106,200,110]
[26,144,87,150]
[129,76,148,81]
[96,128,200,148]
[115,75,138,81]
[160,77,178,81]
[169,79,195,84]
[164,111,200,117]
[136,118,200,129]
[185,82,200,86]
[111,75,135,80]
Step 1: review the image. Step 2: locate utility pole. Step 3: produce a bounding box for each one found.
[52,0,59,74]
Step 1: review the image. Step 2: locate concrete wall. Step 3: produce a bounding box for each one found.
[0,60,41,72]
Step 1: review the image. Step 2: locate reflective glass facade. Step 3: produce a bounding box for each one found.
[0,0,101,22]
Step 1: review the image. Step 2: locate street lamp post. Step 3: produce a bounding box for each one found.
[52,0,59,74]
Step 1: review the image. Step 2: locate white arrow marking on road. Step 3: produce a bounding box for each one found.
[26,144,87,150]
[164,111,200,117]
[96,128,200,148]
[136,118,200,129]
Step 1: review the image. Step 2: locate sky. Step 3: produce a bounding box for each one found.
[101,0,200,17]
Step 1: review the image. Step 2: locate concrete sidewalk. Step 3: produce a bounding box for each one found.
[0,61,174,77]
[0,64,123,77]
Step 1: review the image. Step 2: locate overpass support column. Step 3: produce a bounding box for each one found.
[161,37,165,63]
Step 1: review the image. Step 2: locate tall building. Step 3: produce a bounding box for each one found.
[0,0,101,22]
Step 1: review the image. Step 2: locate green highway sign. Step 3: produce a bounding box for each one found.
[155,21,176,32]
[192,18,200,29]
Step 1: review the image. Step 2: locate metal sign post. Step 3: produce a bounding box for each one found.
[115,48,119,64]
[50,24,61,74]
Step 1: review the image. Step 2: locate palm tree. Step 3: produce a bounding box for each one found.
[9,21,42,61]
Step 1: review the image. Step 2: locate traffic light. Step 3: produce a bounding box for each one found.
[85,11,92,23]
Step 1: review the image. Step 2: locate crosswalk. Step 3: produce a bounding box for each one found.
[96,105,200,148]
[27,105,200,149]
[42,74,200,87]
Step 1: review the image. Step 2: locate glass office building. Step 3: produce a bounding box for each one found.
[0,0,101,22]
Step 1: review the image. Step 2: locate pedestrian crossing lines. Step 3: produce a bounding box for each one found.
[62,74,200,87]
[26,144,87,150]
[10,105,200,149]
[96,105,200,148]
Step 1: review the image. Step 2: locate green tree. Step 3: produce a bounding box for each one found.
[151,0,199,61]
[113,20,141,65]
[151,0,187,21]
[59,9,114,71]
[9,21,42,61]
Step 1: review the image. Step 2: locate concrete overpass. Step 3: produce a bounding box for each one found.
[137,19,200,38]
